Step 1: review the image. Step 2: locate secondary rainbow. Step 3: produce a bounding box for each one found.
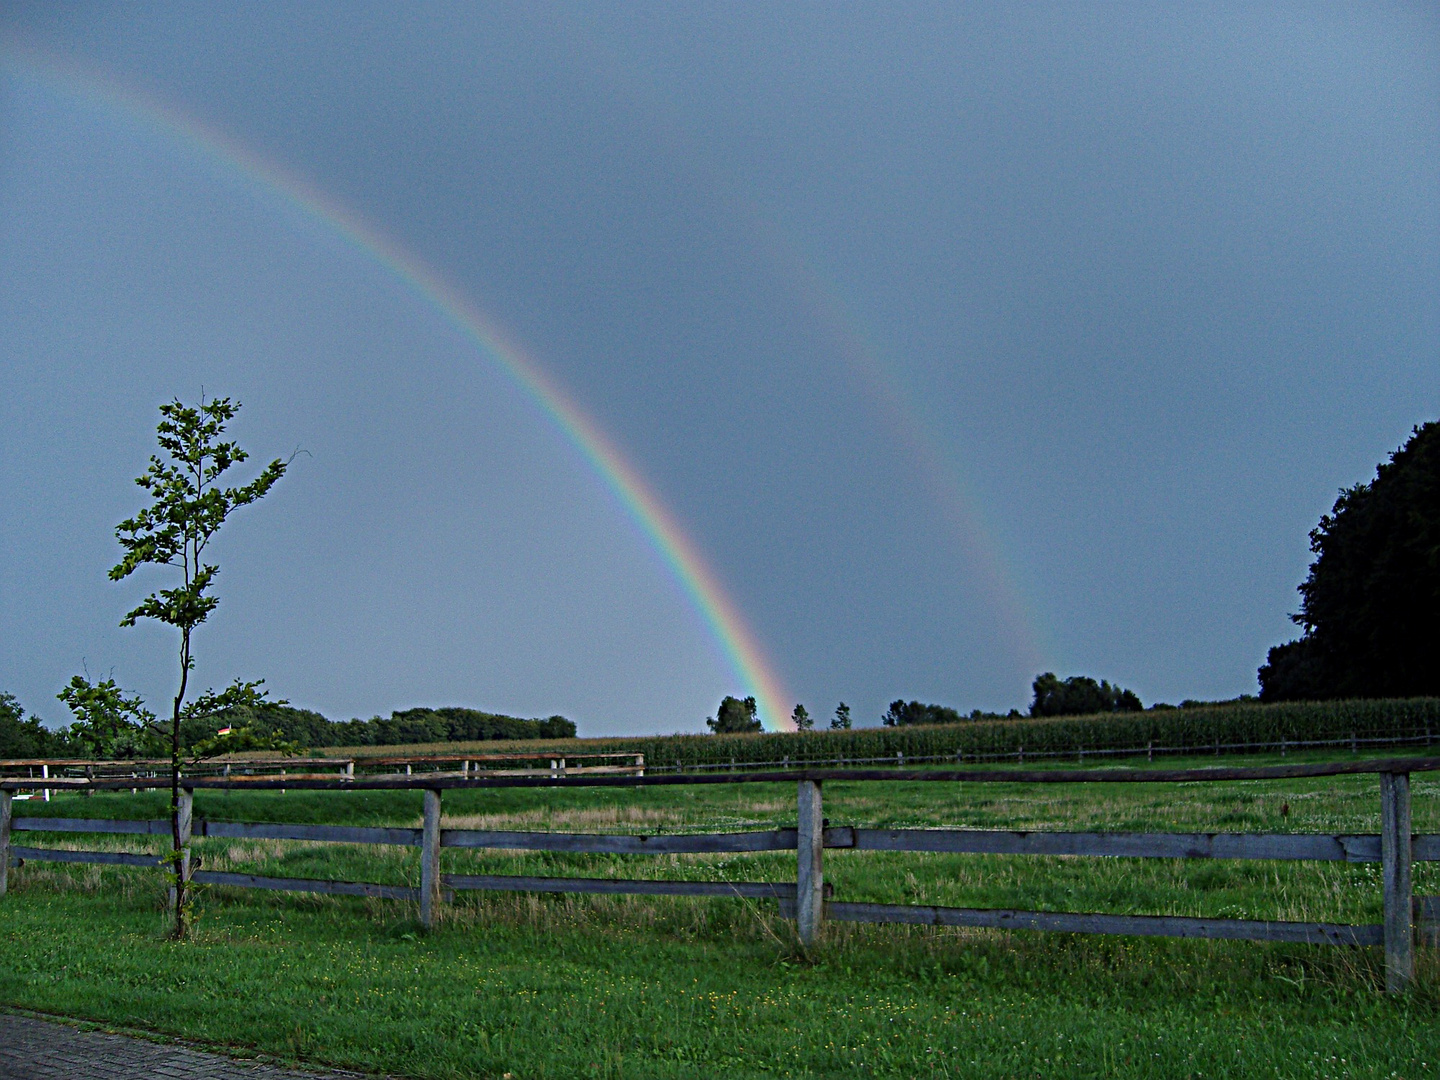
[577,55,1054,680]
[2,42,793,729]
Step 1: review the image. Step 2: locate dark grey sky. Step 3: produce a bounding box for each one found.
[2,3,1436,735]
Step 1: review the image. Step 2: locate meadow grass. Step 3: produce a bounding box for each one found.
[3,748,1438,1077]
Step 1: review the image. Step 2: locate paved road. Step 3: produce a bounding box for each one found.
[0,1012,375,1079]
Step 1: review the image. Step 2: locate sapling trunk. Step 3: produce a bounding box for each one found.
[171,629,191,940]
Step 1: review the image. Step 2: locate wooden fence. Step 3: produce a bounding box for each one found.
[2,757,1437,993]
[0,751,644,787]
[646,729,1440,772]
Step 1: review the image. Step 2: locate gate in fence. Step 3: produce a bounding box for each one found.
[2,757,1437,993]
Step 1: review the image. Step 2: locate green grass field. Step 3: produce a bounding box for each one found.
[3,750,1439,1077]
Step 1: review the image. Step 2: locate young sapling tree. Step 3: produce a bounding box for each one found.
[109,395,290,938]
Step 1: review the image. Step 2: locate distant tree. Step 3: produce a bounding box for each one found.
[1259,421,1440,701]
[707,695,761,733]
[539,715,579,739]
[109,396,291,939]
[881,700,964,727]
[791,704,812,731]
[1029,674,1143,717]
[831,702,852,730]
[0,692,60,758]
[57,675,161,759]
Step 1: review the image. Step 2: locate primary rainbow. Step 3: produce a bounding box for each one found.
[2,42,794,730]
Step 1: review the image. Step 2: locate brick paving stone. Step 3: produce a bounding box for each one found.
[0,1013,375,1079]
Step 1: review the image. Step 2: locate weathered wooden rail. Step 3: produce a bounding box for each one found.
[0,751,644,785]
[2,757,1437,992]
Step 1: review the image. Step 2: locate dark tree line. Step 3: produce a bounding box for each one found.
[882,700,964,727]
[1029,673,1143,717]
[0,695,575,760]
[1260,421,1439,702]
[757,677,1147,735]
[234,705,577,746]
[876,676,1144,728]
[0,692,60,758]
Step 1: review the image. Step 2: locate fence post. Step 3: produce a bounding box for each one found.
[420,788,442,929]
[797,779,824,947]
[180,786,193,886]
[169,787,193,909]
[1380,771,1413,993]
[0,788,11,898]
[1376,771,1411,996]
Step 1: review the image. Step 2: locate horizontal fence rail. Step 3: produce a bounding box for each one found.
[441,828,798,853]
[655,731,1440,774]
[6,755,1440,793]
[842,828,1440,862]
[442,875,803,900]
[9,818,423,845]
[781,899,1386,946]
[0,751,646,787]
[12,816,1440,863]
[195,871,423,901]
[1,757,1436,993]
[11,817,173,836]
[10,846,164,869]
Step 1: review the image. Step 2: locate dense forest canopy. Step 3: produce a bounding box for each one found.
[0,698,575,759]
[1260,421,1440,701]
[0,691,61,758]
[1030,673,1144,717]
[206,705,576,749]
[871,678,1146,728]
[881,700,965,727]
